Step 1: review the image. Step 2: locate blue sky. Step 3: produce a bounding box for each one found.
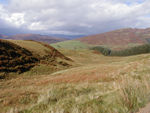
[0,0,8,4]
[0,0,150,36]
[125,1,144,5]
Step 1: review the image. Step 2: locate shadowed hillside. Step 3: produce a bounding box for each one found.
[0,40,39,74]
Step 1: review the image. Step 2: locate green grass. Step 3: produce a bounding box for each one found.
[51,40,90,50]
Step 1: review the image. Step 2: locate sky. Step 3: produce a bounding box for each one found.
[0,0,150,36]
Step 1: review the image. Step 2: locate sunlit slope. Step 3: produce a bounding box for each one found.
[9,40,56,57]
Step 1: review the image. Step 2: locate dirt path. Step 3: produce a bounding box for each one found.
[137,103,150,113]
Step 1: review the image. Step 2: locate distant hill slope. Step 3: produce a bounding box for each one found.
[0,34,7,38]
[0,34,67,44]
[77,28,150,49]
[0,39,72,77]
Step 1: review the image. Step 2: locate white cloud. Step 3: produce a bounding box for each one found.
[5,13,25,27]
[0,0,150,35]
[28,22,47,30]
[0,4,25,27]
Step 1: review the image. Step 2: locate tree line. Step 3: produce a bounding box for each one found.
[91,44,150,56]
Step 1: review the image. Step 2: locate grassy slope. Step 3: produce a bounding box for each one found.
[8,40,50,57]
[1,48,150,113]
[51,40,90,50]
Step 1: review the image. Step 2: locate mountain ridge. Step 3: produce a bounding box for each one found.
[0,34,67,44]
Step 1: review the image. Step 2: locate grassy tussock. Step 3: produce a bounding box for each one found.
[19,81,150,113]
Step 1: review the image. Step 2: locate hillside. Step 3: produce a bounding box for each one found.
[77,28,150,49]
[0,34,67,44]
[0,39,72,78]
[0,40,39,75]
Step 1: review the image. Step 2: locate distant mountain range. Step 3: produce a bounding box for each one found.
[1,28,150,46]
[77,28,150,46]
[49,34,86,39]
[0,34,67,44]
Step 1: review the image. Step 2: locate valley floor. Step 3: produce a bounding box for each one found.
[1,49,150,113]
